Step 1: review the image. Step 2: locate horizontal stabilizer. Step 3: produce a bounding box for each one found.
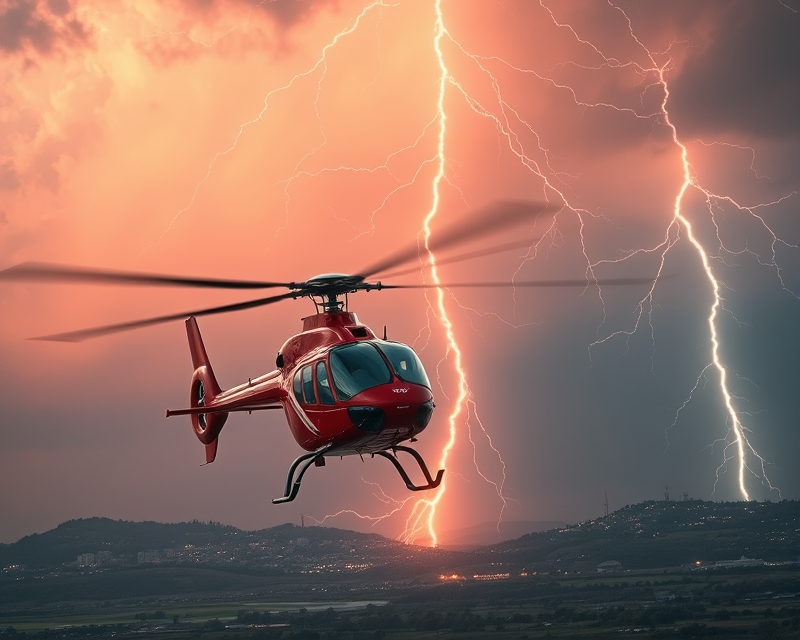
[166,404,283,418]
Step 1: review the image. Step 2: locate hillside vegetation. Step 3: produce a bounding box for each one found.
[1,500,797,608]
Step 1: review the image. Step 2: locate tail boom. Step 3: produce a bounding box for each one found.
[168,317,287,464]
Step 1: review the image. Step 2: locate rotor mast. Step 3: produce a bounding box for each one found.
[316,291,346,314]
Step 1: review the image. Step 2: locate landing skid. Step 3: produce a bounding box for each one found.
[271,443,444,504]
[373,445,444,492]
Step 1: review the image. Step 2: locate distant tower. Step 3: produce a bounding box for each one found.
[683,492,688,502]
[301,513,305,528]
[604,491,609,517]
[664,486,670,501]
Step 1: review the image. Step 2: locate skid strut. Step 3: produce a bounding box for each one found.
[373,445,444,491]
[272,444,332,504]
[272,444,443,504]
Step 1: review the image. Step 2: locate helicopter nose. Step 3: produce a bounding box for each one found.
[344,383,433,433]
[347,406,385,433]
[378,384,434,431]
[412,399,435,432]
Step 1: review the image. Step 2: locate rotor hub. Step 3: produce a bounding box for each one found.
[295,274,381,312]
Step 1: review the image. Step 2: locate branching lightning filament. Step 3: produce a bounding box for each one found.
[140,0,796,544]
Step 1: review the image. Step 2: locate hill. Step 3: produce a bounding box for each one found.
[1,500,797,608]
[492,499,800,571]
[0,518,466,606]
[439,519,566,547]
[0,517,385,570]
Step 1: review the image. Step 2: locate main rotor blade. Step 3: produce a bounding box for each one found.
[380,277,664,290]
[31,292,297,342]
[0,262,293,290]
[357,200,561,279]
[377,238,541,280]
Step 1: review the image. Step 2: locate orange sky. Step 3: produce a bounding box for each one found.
[1,0,798,544]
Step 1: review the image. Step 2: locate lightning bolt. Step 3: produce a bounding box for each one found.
[396,1,468,546]
[143,0,400,254]
[541,2,793,500]
[306,480,415,528]
[142,0,510,546]
[406,0,795,509]
[141,0,795,542]
[398,0,513,546]
[589,3,788,500]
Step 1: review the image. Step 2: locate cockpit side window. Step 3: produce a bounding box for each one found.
[301,365,316,404]
[377,342,431,389]
[293,370,303,404]
[329,342,392,401]
[316,361,336,405]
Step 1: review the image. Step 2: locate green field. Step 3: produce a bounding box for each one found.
[3,600,388,632]
[2,565,797,638]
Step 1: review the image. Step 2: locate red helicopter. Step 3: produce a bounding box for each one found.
[1,201,656,503]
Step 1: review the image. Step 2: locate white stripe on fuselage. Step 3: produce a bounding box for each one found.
[287,390,321,436]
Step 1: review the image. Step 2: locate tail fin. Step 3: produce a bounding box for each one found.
[204,440,218,465]
[185,316,228,462]
[186,316,221,396]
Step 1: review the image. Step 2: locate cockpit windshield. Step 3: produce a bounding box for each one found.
[329,342,392,400]
[376,342,431,389]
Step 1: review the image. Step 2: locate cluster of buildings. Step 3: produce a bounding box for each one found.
[76,550,112,566]
[67,531,409,575]
[136,549,175,564]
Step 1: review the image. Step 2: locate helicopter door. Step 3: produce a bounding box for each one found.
[294,362,337,405]
[292,370,304,404]
[315,361,336,405]
[301,365,316,404]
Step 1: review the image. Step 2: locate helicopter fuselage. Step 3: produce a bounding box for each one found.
[171,311,435,463]
[278,311,435,455]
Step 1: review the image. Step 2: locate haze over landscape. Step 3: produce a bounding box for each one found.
[1,0,799,547]
[2,500,797,637]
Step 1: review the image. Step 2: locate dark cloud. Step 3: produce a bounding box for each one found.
[46,0,70,16]
[0,0,89,56]
[0,0,55,53]
[137,0,338,65]
[173,0,337,27]
[256,0,335,27]
[669,1,800,138]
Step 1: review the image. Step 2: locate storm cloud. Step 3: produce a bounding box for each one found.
[0,0,89,55]
[669,0,800,138]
